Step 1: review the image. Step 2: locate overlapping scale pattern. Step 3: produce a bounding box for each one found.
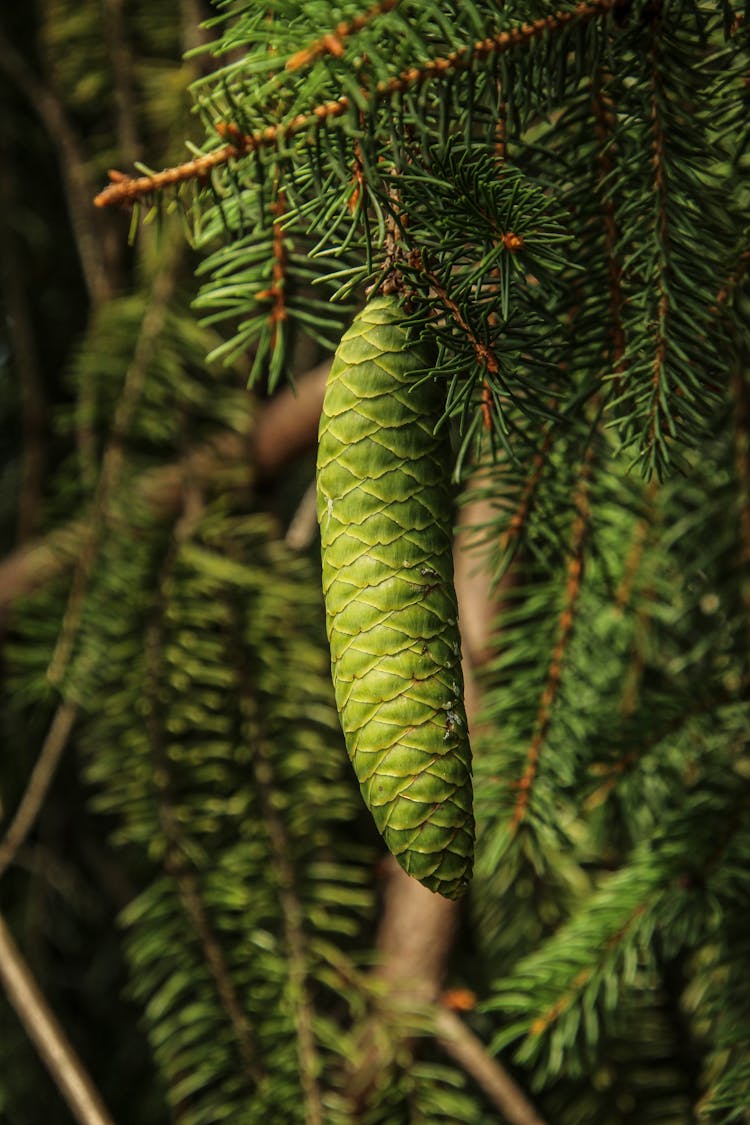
[317,296,474,898]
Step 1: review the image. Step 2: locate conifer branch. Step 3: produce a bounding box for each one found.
[94,0,621,209]
[645,20,671,468]
[511,441,595,830]
[162,848,264,1086]
[586,690,734,803]
[145,584,265,1086]
[592,79,625,387]
[527,899,648,1037]
[712,242,750,311]
[613,481,659,612]
[285,0,401,71]
[230,605,323,1125]
[255,190,289,346]
[414,250,502,375]
[46,243,184,688]
[498,427,555,559]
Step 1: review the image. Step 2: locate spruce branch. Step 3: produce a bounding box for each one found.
[47,241,184,689]
[285,0,401,72]
[712,242,750,311]
[644,19,672,471]
[526,898,650,1040]
[510,439,596,831]
[235,653,324,1125]
[94,0,622,209]
[144,581,265,1087]
[412,248,504,377]
[613,479,659,612]
[498,426,555,564]
[592,78,626,388]
[586,690,738,809]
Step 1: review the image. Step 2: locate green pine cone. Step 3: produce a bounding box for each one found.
[316,295,474,899]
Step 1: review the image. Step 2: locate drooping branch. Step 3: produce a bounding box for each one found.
[143,582,265,1086]
[645,19,671,468]
[527,900,649,1038]
[227,598,323,1123]
[47,245,184,686]
[94,0,622,209]
[511,441,595,831]
[592,77,626,389]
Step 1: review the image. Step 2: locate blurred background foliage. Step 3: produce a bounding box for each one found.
[1,2,750,1124]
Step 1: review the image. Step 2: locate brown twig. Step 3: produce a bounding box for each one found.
[101,0,140,167]
[511,443,595,830]
[435,1007,548,1125]
[95,0,621,208]
[0,360,330,623]
[0,30,116,305]
[0,701,79,880]
[645,19,671,466]
[417,251,502,376]
[286,0,401,70]
[499,427,555,559]
[254,190,289,345]
[592,78,626,391]
[613,481,659,612]
[0,912,115,1125]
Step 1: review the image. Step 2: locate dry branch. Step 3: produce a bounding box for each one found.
[0,702,79,879]
[435,1007,547,1125]
[0,361,330,623]
[0,912,116,1125]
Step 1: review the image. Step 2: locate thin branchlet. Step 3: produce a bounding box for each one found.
[94,0,621,208]
[511,441,595,831]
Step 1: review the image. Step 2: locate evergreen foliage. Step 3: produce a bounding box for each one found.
[2,0,750,1122]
